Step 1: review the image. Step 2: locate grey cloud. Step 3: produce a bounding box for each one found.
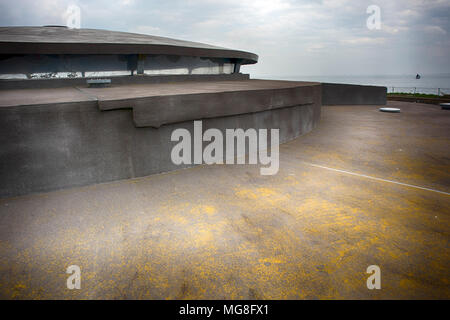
[0,0,449,75]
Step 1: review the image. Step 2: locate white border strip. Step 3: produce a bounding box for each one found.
[303,162,450,196]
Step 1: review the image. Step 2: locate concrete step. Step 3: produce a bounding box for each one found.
[0,79,321,128]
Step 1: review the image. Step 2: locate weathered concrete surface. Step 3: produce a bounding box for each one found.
[0,79,318,109]
[93,80,318,127]
[0,80,321,198]
[322,83,386,105]
[0,101,448,299]
[0,27,258,64]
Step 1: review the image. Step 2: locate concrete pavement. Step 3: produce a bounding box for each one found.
[0,101,448,299]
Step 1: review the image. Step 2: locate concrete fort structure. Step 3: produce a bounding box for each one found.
[0,27,384,198]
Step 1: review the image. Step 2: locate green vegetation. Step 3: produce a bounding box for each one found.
[387,92,444,98]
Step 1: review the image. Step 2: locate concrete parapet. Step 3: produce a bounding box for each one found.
[322,83,386,105]
[0,80,321,198]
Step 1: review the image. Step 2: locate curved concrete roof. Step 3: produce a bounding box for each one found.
[0,26,258,65]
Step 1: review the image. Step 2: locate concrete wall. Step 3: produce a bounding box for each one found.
[322,83,386,105]
[0,85,321,198]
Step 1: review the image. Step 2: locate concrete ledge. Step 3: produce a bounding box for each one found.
[130,85,315,128]
[94,80,318,127]
[0,80,319,128]
[322,83,386,105]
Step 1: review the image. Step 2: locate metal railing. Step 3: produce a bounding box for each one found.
[388,87,450,96]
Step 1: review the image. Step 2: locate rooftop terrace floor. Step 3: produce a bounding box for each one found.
[0,79,317,108]
[0,101,449,299]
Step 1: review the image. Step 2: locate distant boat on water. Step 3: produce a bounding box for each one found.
[416,74,421,79]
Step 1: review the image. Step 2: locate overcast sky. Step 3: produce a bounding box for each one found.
[0,0,449,76]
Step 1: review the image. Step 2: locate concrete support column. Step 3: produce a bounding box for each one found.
[233,62,241,73]
[137,54,145,75]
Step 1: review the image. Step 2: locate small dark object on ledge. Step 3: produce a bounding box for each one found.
[87,79,111,88]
